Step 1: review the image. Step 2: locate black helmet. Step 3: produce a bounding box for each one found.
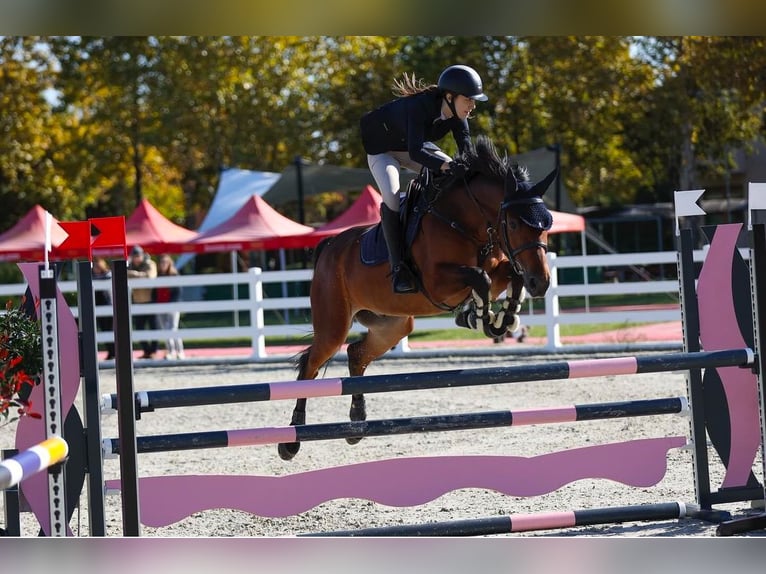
[437,65,488,102]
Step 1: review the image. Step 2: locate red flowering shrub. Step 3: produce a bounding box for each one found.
[0,298,43,426]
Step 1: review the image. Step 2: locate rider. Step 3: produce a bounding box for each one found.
[360,64,488,294]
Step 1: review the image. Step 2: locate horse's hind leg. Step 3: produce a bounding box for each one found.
[344,313,414,445]
[277,318,351,461]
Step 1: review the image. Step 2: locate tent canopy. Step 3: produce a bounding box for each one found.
[549,209,586,234]
[197,168,281,233]
[124,198,199,254]
[280,185,383,249]
[0,205,67,262]
[187,194,314,253]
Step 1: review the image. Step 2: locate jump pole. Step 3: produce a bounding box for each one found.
[1,437,69,536]
[0,437,69,491]
[103,396,689,455]
[101,348,753,413]
[303,501,700,536]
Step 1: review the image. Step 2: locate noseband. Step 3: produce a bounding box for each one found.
[499,196,549,275]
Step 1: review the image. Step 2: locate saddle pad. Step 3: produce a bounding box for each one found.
[360,200,425,266]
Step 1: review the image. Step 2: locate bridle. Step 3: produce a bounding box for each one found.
[427,173,549,276]
[498,195,549,276]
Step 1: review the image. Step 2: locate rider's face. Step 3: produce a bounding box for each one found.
[448,94,477,120]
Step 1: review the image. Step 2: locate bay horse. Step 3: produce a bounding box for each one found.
[278,135,556,460]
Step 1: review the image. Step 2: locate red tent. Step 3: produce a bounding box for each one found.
[0,205,68,262]
[280,185,383,249]
[187,194,314,253]
[549,209,586,234]
[124,199,199,254]
[314,185,382,235]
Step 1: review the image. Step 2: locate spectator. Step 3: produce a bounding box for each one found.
[92,257,115,360]
[154,254,185,360]
[127,245,158,359]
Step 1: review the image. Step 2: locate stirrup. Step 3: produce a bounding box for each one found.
[392,265,417,294]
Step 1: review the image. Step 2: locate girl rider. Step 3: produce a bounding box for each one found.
[360,64,488,293]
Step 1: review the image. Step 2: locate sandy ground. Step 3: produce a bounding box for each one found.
[2,349,765,538]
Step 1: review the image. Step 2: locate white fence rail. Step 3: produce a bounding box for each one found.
[0,250,711,359]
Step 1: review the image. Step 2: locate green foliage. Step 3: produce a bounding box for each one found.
[0,298,43,425]
[0,35,764,235]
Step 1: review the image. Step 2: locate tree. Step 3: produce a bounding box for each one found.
[49,36,169,218]
[632,36,766,199]
[0,37,82,231]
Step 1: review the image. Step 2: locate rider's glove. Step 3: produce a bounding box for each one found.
[447,160,468,178]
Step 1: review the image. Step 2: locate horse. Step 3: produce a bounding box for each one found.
[278,135,556,461]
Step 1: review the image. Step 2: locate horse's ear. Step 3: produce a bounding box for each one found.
[532,168,558,197]
[504,167,519,197]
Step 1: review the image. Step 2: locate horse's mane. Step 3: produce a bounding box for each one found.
[457,135,529,185]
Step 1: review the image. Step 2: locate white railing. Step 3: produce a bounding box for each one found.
[0,249,714,359]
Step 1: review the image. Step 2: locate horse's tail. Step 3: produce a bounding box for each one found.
[292,345,331,380]
[293,347,312,378]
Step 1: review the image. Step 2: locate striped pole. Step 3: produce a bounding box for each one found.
[302,501,705,536]
[102,348,753,414]
[0,436,69,491]
[105,396,687,455]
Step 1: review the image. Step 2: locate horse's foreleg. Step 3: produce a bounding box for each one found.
[488,275,526,337]
[453,266,492,332]
[344,314,414,445]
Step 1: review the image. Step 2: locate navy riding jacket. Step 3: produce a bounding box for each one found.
[360,89,471,173]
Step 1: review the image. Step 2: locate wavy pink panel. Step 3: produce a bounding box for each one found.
[697,223,761,488]
[15,263,80,536]
[104,436,685,527]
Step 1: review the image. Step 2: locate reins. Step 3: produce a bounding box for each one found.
[426,174,499,263]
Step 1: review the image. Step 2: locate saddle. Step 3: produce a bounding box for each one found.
[360,169,439,267]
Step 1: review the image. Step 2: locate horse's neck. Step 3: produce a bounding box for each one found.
[432,176,501,229]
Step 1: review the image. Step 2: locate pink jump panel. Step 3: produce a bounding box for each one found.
[511,406,577,426]
[567,357,638,379]
[269,378,343,400]
[107,436,686,526]
[228,427,297,447]
[511,511,576,531]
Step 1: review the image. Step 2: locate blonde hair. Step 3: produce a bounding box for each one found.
[391,72,436,97]
[158,254,179,276]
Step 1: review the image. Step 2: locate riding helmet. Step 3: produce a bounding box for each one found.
[437,65,488,101]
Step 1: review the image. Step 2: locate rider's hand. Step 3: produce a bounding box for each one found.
[447,160,468,178]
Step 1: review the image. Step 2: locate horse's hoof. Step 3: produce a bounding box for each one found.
[455,310,478,330]
[277,441,301,461]
[346,436,364,445]
[482,320,508,338]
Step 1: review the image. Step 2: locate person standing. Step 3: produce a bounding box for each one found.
[154,254,185,360]
[360,64,488,293]
[127,245,159,359]
[92,257,115,360]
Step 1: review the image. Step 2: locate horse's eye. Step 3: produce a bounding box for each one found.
[507,218,519,231]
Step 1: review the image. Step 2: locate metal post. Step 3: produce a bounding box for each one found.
[112,259,141,536]
[75,261,106,535]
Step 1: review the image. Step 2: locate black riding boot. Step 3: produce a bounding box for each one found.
[380,204,416,294]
